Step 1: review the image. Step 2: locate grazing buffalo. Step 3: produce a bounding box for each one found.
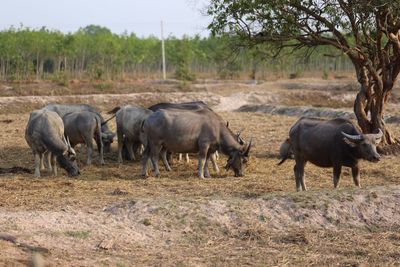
[113,105,153,163]
[42,104,115,152]
[279,117,383,191]
[141,108,252,178]
[148,101,227,169]
[63,111,105,165]
[25,110,80,177]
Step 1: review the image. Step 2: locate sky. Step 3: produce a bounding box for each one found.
[0,0,211,37]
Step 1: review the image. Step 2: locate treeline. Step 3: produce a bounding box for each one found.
[0,25,354,81]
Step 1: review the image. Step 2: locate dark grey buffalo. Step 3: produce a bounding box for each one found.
[113,105,153,163]
[279,117,383,191]
[42,104,115,152]
[141,108,252,178]
[25,110,80,177]
[148,101,228,169]
[63,111,105,165]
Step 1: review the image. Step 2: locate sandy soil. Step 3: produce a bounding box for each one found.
[1,78,400,266]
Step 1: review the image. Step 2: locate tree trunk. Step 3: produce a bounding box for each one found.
[354,72,399,150]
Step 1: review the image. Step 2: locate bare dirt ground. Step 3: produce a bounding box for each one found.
[1,78,400,266]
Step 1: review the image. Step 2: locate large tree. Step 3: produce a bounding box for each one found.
[207,0,400,148]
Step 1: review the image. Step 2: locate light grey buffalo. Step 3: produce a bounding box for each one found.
[279,117,383,191]
[25,110,80,177]
[113,105,153,163]
[147,101,236,170]
[141,108,252,178]
[63,111,105,165]
[42,103,115,152]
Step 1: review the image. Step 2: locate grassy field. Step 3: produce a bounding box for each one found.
[0,78,400,266]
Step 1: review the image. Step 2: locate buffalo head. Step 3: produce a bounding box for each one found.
[101,132,115,152]
[225,139,252,177]
[342,129,383,162]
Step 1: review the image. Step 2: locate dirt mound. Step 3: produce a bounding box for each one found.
[238,104,400,124]
[237,104,355,120]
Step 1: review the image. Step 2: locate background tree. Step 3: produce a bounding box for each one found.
[207,0,400,147]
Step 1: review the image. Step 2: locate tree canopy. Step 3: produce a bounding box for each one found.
[208,0,400,146]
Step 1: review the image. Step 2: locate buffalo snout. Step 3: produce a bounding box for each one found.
[368,153,381,162]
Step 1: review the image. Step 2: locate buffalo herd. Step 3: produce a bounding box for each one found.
[24,101,383,191]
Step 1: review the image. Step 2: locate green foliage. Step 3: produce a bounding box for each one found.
[0,25,353,81]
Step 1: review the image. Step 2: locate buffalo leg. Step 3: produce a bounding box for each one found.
[95,135,105,165]
[185,153,190,163]
[351,165,361,188]
[204,159,210,178]
[86,141,93,165]
[333,165,342,188]
[127,142,136,161]
[178,153,183,162]
[117,130,124,163]
[51,154,57,176]
[141,151,150,177]
[299,165,307,191]
[198,144,209,179]
[210,152,219,173]
[150,144,161,177]
[161,148,172,171]
[34,153,41,178]
[45,152,52,172]
[294,158,306,191]
[40,153,45,171]
[294,165,300,191]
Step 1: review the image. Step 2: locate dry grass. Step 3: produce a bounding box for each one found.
[1,81,400,266]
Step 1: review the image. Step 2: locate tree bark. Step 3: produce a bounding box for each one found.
[353,67,399,148]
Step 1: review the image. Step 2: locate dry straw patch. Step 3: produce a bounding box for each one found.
[1,85,400,265]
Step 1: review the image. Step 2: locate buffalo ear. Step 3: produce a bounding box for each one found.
[225,157,232,171]
[343,137,357,147]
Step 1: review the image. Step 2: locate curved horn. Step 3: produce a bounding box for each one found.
[66,136,72,147]
[243,138,253,156]
[62,135,68,146]
[373,128,383,140]
[341,131,363,141]
[236,128,245,144]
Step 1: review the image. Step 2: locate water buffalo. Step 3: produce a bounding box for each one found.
[25,110,80,177]
[62,111,105,165]
[113,105,153,163]
[147,101,229,169]
[279,117,383,191]
[42,104,115,152]
[141,108,252,178]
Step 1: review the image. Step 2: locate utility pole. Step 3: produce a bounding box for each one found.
[161,20,166,80]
